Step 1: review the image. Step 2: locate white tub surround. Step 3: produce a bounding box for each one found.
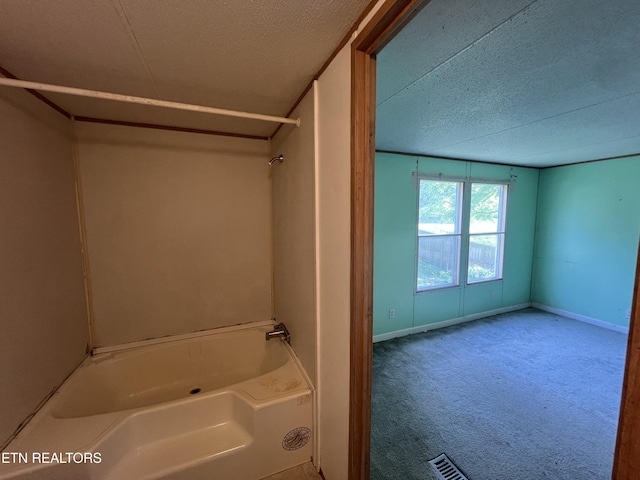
[0,323,313,480]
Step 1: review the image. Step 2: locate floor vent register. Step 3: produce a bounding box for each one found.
[428,453,469,480]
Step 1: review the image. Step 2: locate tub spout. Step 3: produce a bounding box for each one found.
[266,322,290,344]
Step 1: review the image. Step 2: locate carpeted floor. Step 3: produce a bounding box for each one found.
[371,308,628,479]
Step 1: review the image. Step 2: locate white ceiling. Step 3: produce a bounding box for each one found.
[0,0,370,138]
[376,0,640,167]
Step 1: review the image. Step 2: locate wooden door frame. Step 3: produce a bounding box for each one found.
[349,1,425,478]
[612,244,640,479]
[348,1,640,479]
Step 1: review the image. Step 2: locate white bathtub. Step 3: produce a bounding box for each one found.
[0,322,314,480]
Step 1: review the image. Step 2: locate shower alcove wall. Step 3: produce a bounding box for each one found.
[0,74,319,479]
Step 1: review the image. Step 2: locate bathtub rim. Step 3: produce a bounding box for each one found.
[92,319,276,356]
[56,319,315,419]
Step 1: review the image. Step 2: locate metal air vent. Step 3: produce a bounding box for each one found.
[428,453,469,480]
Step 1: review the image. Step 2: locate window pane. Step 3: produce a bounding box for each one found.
[417,236,459,289]
[419,180,461,235]
[470,183,505,234]
[468,234,503,283]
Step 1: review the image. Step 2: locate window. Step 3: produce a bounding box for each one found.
[468,183,507,283]
[417,180,463,290]
[417,178,508,291]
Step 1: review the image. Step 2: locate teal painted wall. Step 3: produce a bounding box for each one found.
[373,153,539,336]
[532,156,640,327]
[374,153,417,333]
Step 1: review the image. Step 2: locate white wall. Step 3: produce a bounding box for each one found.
[76,123,272,346]
[316,46,352,478]
[271,85,318,387]
[0,88,89,447]
[315,2,385,476]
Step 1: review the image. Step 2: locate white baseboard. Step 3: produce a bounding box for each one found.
[373,303,532,343]
[531,303,629,335]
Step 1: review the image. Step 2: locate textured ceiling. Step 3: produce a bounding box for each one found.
[0,0,371,137]
[377,0,640,167]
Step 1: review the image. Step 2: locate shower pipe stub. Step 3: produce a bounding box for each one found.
[0,77,300,126]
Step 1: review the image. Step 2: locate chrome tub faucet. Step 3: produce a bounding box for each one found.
[266,322,290,344]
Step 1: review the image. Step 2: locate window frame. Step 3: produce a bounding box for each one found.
[415,176,509,293]
[415,176,464,292]
[465,181,509,285]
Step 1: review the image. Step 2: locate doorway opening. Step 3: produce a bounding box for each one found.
[350,1,640,479]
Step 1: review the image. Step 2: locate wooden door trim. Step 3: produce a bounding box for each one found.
[349,1,424,478]
[613,243,640,479]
